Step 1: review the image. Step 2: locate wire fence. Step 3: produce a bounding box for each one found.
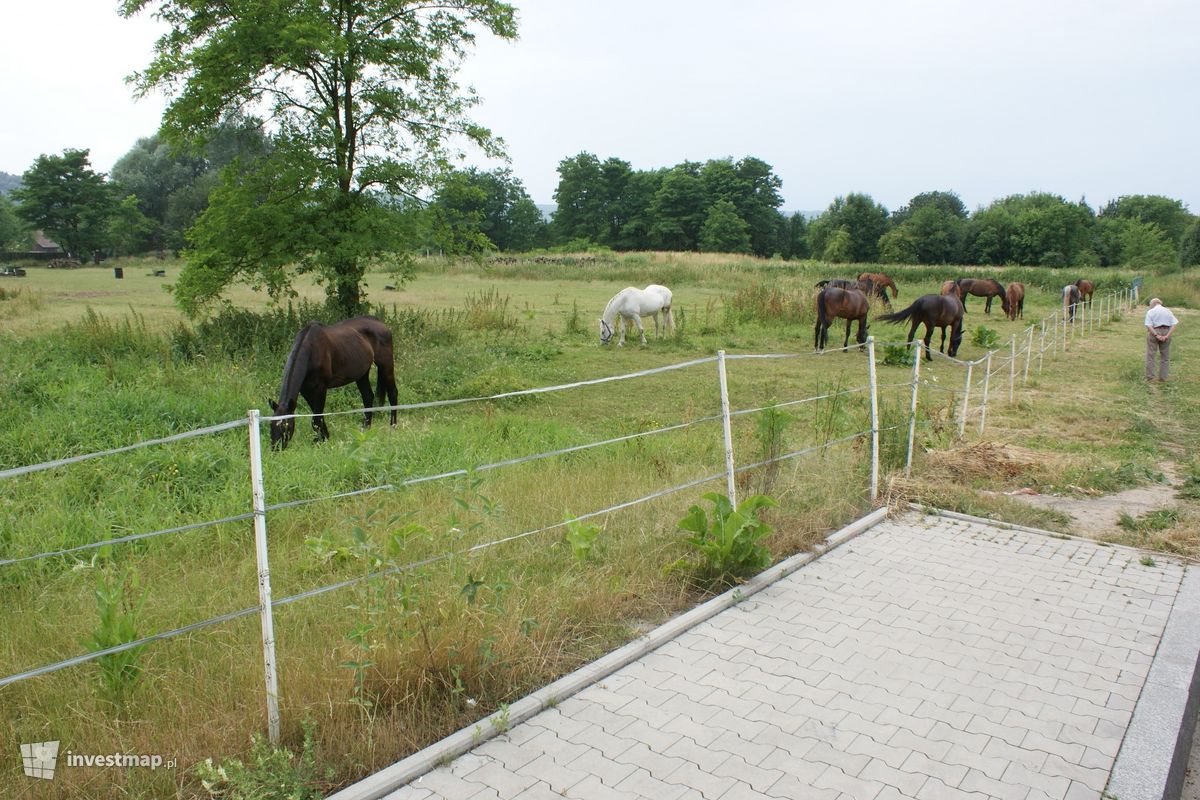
[0,286,1134,742]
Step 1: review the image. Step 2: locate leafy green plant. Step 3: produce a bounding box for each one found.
[676,492,778,588]
[563,519,601,561]
[86,568,149,705]
[880,343,914,366]
[196,719,329,799]
[752,402,792,495]
[971,326,1000,350]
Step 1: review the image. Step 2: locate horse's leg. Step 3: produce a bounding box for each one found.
[633,315,647,346]
[985,295,992,314]
[305,388,330,441]
[939,325,947,353]
[356,375,374,428]
[378,358,399,426]
[843,318,852,350]
[924,326,935,361]
[617,315,627,347]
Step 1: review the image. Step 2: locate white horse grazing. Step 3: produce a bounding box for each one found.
[599,285,674,346]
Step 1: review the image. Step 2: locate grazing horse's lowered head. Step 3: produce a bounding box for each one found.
[876,294,965,360]
[599,285,673,346]
[269,317,399,450]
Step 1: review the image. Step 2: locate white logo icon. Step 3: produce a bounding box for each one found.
[21,740,60,780]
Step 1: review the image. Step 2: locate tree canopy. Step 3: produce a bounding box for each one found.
[121,0,517,315]
[12,149,115,258]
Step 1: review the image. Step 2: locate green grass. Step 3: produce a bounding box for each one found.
[0,254,1196,798]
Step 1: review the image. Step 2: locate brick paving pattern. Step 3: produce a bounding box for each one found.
[384,512,1185,799]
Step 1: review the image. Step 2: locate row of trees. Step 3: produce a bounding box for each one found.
[422,155,1200,271]
[4,0,1197,319]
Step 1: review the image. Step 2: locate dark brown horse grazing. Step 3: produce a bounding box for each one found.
[876,294,965,360]
[814,287,870,351]
[1074,279,1094,303]
[269,316,399,450]
[1005,282,1025,320]
[815,277,890,308]
[956,278,1009,316]
[858,272,899,299]
[1063,284,1082,323]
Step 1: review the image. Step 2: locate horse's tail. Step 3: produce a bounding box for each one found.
[814,288,829,349]
[875,300,917,325]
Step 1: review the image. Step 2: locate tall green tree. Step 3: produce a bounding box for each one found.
[122,0,517,315]
[1179,219,1200,269]
[1099,195,1192,246]
[648,168,708,251]
[12,149,115,259]
[0,194,23,249]
[698,199,751,253]
[809,194,889,262]
[551,153,607,244]
[426,167,545,253]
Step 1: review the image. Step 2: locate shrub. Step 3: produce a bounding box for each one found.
[971,326,1000,350]
[195,719,329,799]
[676,492,778,589]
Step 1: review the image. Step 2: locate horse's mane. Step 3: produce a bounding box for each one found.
[601,288,636,322]
[278,322,321,409]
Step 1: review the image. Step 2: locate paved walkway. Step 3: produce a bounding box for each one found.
[353,512,1192,800]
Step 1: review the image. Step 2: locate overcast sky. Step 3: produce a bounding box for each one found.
[2,0,1197,214]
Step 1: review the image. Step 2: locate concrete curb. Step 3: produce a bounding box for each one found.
[1107,567,1200,800]
[326,506,890,800]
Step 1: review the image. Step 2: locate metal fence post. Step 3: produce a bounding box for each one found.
[978,352,992,435]
[1038,320,1046,375]
[867,336,880,502]
[716,350,737,509]
[1023,325,1033,385]
[905,342,921,477]
[248,409,282,745]
[1009,334,1016,404]
[958,360,974,438]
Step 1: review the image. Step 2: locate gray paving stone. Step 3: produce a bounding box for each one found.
[350,513,1192,800]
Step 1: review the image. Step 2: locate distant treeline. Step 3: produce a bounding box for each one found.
[426,152,1197,271]
[3,136,1199,272]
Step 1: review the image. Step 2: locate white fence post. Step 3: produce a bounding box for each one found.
[248,409,282,746]
[905,342,921,477]
[1023,326,1033,385]
[1009,334,1016,404]
[867,336,880,502]
[716,350,737,509]
[1038,319,1046,375]
[978,352,992,435]
[958,360,974,438]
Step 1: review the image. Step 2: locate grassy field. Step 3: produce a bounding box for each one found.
[0,253,1195,798]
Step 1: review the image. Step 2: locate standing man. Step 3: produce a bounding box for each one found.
[1144,298,1179,381]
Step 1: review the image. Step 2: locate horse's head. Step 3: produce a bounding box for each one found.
[856,322,869,345]
[268,399,296,451]
[948,324,964,357]
[598,318,613,345]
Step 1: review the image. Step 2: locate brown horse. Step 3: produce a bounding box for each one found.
[1074,279,1094,303]
[876,294,964,360]
[858,272,899,299]
[939,280,962,301]
[269,316,399,450]
[1005,282,1025,321]
[1062,284,1082,323]
[816,277,891,308]
[956,278,1009,316]
[814,287,870,351]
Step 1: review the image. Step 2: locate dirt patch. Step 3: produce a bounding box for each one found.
[987,462,1180,538]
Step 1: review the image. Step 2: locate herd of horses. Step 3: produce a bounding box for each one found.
[813,274,1095,361]
[266,276,1096,449]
